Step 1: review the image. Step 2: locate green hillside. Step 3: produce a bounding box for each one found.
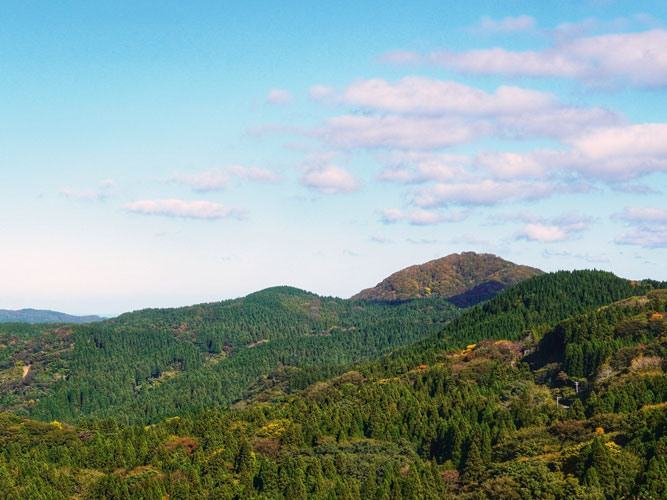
[2,254,543,424]
[0,270,665,499]
[0,286,460,423]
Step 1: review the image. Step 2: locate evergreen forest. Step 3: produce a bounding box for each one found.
[0,260,666,499]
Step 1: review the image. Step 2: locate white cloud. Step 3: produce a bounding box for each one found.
[310,77,622,152]
[615,206,667,223]
[572,123,667,159]
[377,152,472,184]
[308,85,334,100]
[227,165,282,183]
[125,199,246,220]
[379,208,468,225]
[497,106,624,140]
[412,180,568,207]
[551,212,593,233]
[521,224,568,242]
[265,88,293,105]
[379,208,403,223]
[380,29,667,87]
[613,206,667,248]
[320,114,490,150]
[300,164,360,194]
[475,152,545,180]
[173,168,229,191]
[408,209,468,225]
[429,47,586,78]
[172,166,282,191]
[338,77,556,116]
[464,124,667,182]
[518,212,592,243]
[477,15,536,33]
[615,230,667,248]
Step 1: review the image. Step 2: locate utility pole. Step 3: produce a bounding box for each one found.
[574,381,579,394]
[556,396,560,409]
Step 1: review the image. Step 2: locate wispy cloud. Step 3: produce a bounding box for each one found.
[334,77,556,116]
[318,114,490,150]
[60,179,117,202]
[379,29,667,88]
[172,165,282,192]
[411,180,585,207]
[543,249,610,263]
[613,206,667,248]
[307,77,622,152]
[125,199,246,220]
[406,237,437,245]
[377,152,472,184]
[308,85,334,100]
[265,88,293,105]
[370,234,392,244]
[379,208,468,225]
[475,15,536,34]
[227,165,282,184]
[518,212,592,243]
[300,164,360,194]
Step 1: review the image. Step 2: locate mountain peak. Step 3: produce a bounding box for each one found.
[351,251,543,305]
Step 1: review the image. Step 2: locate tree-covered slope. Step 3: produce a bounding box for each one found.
[352,251,543,304]
[1,275,666,500]
[2,286,460,424]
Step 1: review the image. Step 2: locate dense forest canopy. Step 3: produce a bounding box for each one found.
[0,264,666,499]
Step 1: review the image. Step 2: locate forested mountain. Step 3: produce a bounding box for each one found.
[0,308,104,324]
[0,287,460,423]
[352,252,543,305]
[1,270,665,499]
[0,254,540,425]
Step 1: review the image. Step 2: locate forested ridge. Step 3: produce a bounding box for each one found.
[0,287,460,423]
[0,269,666,499]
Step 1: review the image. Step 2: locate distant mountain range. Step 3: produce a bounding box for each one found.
[352,251,543,306]
[0,308,104,324]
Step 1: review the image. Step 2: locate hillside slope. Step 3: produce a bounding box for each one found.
[2,286,460,423]
[2,273,666,499]
[352,251,543,305]
[4,254,544,424]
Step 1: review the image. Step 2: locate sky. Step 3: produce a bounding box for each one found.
[2,1,667,315]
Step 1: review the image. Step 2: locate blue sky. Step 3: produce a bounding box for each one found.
[2,1,667,315]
